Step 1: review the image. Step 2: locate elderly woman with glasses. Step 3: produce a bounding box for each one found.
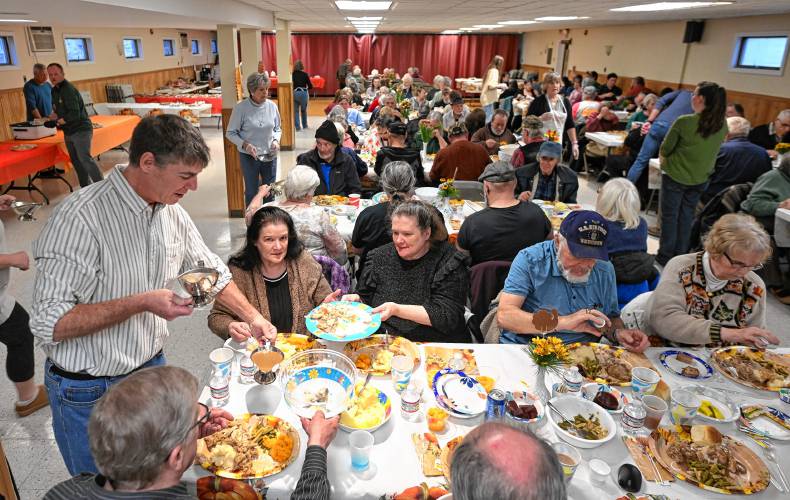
[643,214,779,348]
[226,72,282,206]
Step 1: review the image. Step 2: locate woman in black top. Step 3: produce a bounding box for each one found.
[525,71,579,161]
[358,200,470,343]
[352,161,416,278]
[292,60,313,131]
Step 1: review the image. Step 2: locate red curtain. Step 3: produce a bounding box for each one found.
[260,33,521,95]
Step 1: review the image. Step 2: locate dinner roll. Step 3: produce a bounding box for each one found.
[691,425,723,445]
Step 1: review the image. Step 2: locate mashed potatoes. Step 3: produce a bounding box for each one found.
[340,385,385,429]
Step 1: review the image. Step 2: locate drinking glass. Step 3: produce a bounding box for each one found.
[349,430,374,472]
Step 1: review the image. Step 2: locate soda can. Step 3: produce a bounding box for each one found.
[486,389,506,421]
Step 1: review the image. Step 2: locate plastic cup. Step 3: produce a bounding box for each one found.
[631,367,660,400]
[642,395,668,431]
[589,458,611,486]
[209,347,234,378]
[391,355,414,393]
[670,389,701,425]
[349,430,374,472]
[348,193,361,207]
[552,442,581,483]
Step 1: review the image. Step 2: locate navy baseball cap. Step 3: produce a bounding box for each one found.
[559,210,609,260]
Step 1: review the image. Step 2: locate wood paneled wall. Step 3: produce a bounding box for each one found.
[0,66,192,141]
[519,64,790,127]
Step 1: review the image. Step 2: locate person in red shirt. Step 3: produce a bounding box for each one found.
[429,123,491,183]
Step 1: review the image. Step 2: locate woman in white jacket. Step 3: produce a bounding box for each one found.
[480,55,505,122]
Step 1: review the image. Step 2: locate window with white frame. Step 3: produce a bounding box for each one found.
[0,33,18,67]
[64,36,94,63]
[191,39,200,55]
[123,38,143,60]
[731,33,788,76]
[163,39,175,57]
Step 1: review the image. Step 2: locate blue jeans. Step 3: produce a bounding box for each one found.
[483,103,495,123]
[626,120,669,184]
[657,174,707,266]
[44,351,166,475]
[294,89,309,130]
[239,152,276,206]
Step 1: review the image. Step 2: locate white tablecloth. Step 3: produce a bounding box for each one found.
[776,208,790,247]
[183,343,789,499]
[585,132,625,148]
[156,84,209,95]
[328,199,484,241]
[94,102,212,118]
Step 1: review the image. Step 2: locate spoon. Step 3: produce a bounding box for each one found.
[547,402,593,440]
[357,372,373,396]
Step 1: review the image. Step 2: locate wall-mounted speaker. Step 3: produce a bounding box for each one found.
[683,21,705,43]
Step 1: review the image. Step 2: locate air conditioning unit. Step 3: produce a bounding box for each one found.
[28,26,56,52]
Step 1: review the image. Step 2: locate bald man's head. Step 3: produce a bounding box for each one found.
[450,422,565,500]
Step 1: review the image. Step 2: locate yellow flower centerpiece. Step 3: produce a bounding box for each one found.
[437,178,460,199]
[525,309,569,403]
[776,142,790,155]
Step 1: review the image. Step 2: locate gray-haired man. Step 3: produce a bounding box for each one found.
[451,422,566,500]
[45,366,338,499]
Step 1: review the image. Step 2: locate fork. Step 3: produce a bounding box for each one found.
[763,441,790,492]
[639,440,670,486]
[743,433,789,492]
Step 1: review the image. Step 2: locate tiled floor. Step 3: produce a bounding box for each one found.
[2,114,789,498]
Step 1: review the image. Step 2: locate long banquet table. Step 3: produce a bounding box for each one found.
[2,115,140,166]
[184,343,790,499]
[134,95,222,115]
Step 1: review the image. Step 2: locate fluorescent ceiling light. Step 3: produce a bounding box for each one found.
[534,16,590,21]
[459,27,482,31]
[335,1,392,11]
[611,2,731,12]
[351,21,380,25]
[473,25,503,29]
[346,16,383,20]
[442,30,462,34]
[498,20,540,25]
[0,18,37,22]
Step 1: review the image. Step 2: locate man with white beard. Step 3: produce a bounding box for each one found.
[496,210,649,351]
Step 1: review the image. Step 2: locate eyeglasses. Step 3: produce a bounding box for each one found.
[723,251,763,271]
[188,402,211,435]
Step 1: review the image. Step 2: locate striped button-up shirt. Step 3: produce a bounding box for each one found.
[31,166,231,376]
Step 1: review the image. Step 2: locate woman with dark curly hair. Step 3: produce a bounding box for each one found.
[208,207,353,338]
[656,81,727,265]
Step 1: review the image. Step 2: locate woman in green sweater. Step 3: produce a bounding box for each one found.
[657,81,727,266]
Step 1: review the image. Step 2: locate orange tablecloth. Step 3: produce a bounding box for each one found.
[269,76,325,89]
[4,115,140,166]
[0,143,69,185]
[134,95,222,114]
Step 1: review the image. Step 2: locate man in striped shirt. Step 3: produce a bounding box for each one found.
[31,115,278,476]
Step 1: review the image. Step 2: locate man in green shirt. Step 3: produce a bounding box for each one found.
[47,63,103,187]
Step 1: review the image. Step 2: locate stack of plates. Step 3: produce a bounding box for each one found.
[432,368,487,419]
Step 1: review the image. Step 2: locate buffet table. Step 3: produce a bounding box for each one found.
[94,102,212,119]
[134,95,222,115]
[0,142,69,185]
[585,131,626,149]
[3,115,140,163]
[184,343,789,499]
[156,84,209,95]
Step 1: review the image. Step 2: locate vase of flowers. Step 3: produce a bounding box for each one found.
[524,335,570,404]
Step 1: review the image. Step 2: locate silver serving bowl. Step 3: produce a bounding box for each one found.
[176,265,220,308]
[10,201,43,221]
[252,345,284,385]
